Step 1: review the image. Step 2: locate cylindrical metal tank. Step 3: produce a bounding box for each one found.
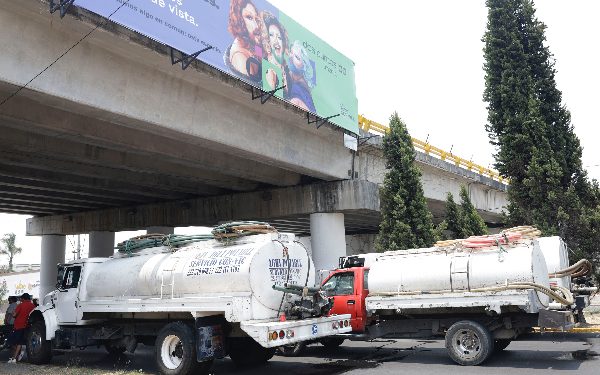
[84,234,314,313]
[368,243,550,306]
[535,236,570,289]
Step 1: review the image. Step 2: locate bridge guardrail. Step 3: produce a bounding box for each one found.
[358,115,508,184]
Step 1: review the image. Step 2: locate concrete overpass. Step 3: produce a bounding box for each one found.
[0,0,507,295]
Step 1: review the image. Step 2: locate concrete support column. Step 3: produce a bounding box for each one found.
[40,235,66,298]
[89,231,115,258]
[146,227,174,235]
[310,213,346,273]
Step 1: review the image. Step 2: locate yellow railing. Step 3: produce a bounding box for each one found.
[358,115,507,184]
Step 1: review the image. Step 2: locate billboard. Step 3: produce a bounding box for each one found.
[73,0,359,134]
[0,272,40,299]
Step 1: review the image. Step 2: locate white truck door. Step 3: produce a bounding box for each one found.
[56,264,83,324]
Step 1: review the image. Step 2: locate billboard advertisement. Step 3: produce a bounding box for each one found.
[73,0,359,134]
[0,272,40,299]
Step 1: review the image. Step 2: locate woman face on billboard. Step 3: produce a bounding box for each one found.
[290,44,305,70]
[268,24,283,61]
[242,3,261,45]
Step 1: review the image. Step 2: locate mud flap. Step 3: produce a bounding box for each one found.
[196,317,226,362]
[538,309,575,330]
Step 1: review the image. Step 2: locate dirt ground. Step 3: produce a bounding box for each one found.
[0,365,145,375]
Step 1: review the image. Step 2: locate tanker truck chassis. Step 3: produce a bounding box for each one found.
[26,231,351,375]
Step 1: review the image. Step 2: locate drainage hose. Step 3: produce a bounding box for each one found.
[549,259,593,279]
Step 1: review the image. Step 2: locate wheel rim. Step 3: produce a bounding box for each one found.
[451,329,482,361]
[160,335,183,370]
[30,329,42,353]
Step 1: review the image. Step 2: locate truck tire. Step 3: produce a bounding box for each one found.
[319,337,345,350]
[155,322,212,375]
[493,339,511,352]
[229,337,275,367]
[26,320,52,364]
[445,320,493,366]
[277,342,306,357]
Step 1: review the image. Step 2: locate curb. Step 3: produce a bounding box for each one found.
[569,327,600,333]
[534,327,600,334]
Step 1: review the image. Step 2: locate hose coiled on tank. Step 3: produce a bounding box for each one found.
[115,234,214,254]
[115,221,278,254]
[294,240,312,288]
[211,221,277,239]
[273,240,292,318]
[434,226,542,248]
[501,225,542,239]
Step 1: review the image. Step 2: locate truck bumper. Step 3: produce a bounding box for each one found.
[240,314,352,348]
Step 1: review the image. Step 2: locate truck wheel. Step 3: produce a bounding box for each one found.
[493,339,511,352]
[445,320,493,366]
[26,320,52,364]
[229,337,275,367]
[277,342,306,357]
[319,337,345,350]
[155,322,213,375]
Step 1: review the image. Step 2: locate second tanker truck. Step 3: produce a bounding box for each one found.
[281,230,582,366]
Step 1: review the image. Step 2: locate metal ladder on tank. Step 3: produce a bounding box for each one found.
[160,258,179,299]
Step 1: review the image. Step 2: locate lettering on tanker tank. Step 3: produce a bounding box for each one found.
[185,248,253,276]
[269,258,303,285]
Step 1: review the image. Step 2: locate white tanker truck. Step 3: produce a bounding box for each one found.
[281,232,583,366]
[26,225,351,375]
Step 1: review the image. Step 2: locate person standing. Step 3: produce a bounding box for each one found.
[1,296,18,350]
[3,296,17,328]
[6,293,35,363]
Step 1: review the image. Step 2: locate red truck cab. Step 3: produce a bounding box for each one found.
[321,267,369,332]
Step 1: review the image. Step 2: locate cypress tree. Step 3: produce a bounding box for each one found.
[433,220,448,242]
[483,0,600,277]
[459,186,488,237]
[376,112,436,251]
[484,0,535,188]
[444,188,488,239]
[445,192,461,239]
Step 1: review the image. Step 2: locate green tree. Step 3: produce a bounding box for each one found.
[445,192,461,238]
[483,0,600,275]
[376,112,436,251]
[0,233,22,272]
[459,186,488,237]
[433,220,448,242]
[0,280,7,301]
[444,188,488,239]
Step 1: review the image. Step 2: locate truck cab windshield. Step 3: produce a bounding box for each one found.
[322,272,354,296]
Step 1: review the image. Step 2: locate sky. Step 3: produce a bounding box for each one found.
[1,0,599,266]
[267,0,600,178]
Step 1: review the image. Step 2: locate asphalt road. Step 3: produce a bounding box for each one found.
[0,333,598,374]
